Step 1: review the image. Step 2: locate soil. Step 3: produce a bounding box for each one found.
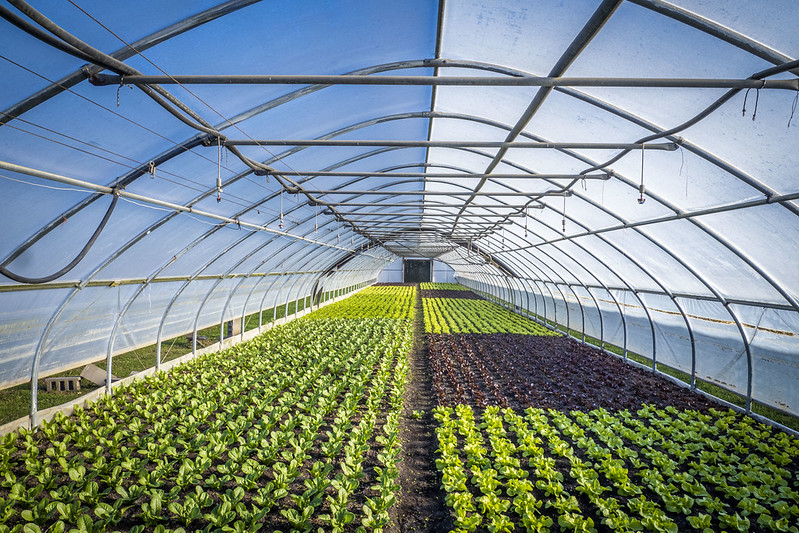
[387,287,454,532]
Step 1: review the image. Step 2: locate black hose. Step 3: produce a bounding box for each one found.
[0,5,100,66]
[0,193,118,284]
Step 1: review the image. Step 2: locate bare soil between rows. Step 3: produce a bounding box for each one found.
[388,289,454,532]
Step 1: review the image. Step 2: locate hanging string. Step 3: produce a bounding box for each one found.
[751,86,761,121]
[638,143,646,204]
[788,89,798,128]
[278,190,284,228]
[216,137,223,203]
[741,88,751,117]
[314,204,318,233]
[524,207,528,238]
[562,194,567,233]
[742,82,765,121]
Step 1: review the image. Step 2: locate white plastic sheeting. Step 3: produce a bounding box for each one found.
[1,1,798,420]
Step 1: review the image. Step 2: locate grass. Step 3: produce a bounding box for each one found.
[0,287,365,426]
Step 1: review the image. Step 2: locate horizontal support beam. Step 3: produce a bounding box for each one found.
[316,202,557,208]
[91,73,799,90]
[330,208,541,217]
[267,171,609,179]
[216,139,679,150]
[344,220,512,225]
[305,189,573,196]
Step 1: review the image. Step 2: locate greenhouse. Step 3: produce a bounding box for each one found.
[0,1,798,531]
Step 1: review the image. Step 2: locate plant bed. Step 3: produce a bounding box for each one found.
[433,404,799,533]
[423,298,558,336]
[428,333,716,413]
[0,287,414,532]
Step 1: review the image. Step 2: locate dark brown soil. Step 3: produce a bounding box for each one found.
[387,289,454,533]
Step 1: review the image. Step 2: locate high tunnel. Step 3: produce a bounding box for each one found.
[0,0,798,427]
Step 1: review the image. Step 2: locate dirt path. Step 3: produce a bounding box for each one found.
[387,286,453,533]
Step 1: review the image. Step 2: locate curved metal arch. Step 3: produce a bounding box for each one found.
[478,229,613,347]
[7,57,795,314]
[237,242,346,340]
[479,230,608,340]
[466,204,616,342]
[469,230,575,323]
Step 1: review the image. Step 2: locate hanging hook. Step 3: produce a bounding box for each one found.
[116,76,131,107]
[751,82,764,121]
[524,206,528,238]
[741,88,751,117]
[148,161,156,179]
[278,190,284,229]
[216,137,223,203]
[638,143,646,204]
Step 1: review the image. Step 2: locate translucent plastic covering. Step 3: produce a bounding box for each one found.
[1,0,797,420]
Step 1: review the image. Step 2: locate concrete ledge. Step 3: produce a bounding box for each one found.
[0,287,367,436]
